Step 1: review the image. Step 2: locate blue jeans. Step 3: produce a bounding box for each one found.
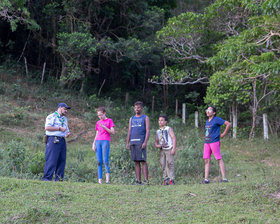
[95,140,110,179]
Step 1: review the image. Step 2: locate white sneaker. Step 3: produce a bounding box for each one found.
[98,179,102,184]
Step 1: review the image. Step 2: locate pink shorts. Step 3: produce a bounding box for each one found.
[203,141,222,160]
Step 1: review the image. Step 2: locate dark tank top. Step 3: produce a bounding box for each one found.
[130,115,146,145]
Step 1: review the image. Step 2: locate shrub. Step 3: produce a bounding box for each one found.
[110,144,135,184]
[175,130,205,182]
[0,105,30,126]
[0,82,5,94]
[0,147,4,160]
[66,161,95,182]
[5,140,26,175]
[65,147,96,182]
[29,151,45,175]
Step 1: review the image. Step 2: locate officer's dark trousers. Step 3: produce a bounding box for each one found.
[42,136,66,181]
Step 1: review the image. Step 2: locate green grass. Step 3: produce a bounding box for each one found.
[1,136,280,223]
[1,176,280,223]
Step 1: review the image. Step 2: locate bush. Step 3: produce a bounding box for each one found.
[175,130,205,183]
[0,82,5,94]
[5,140,26,175]
[65,147,96,182]
[29,151,45,175]
[110,144,135,184]
[0,105,30,126]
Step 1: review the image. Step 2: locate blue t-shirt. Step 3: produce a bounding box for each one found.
[205,116,225,143]
[130,115,146,145]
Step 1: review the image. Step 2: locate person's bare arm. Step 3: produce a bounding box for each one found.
[99,123,115,135]
[126,118,132,150]
[45,126,70,137]
[221,121,231,138]
[142,116,150,149]
[155,135,162,149]
[92,131,98,152]
[169,128,176,155]
[45,126,66,132]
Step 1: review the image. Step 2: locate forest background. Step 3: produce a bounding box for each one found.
[1,0,280,140]
[0,1,280,222]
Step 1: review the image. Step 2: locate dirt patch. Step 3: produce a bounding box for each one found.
[68,117,94,141]
[267,191,280,201]
[261,159,280,167]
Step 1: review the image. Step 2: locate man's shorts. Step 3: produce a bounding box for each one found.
[130,144,146,162]
[203,141,222,160]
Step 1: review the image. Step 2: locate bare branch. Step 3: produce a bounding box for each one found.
[256,30,280,46]
[149,76,209,85]
[149,69,209,85]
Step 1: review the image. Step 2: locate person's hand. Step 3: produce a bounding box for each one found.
[141,142,147,149]
[126,143,130,150]
[220,133,225,138]
[92,145,96,152]
[60,127,67,132]
[171,149,176,156]
[65,132,71,138]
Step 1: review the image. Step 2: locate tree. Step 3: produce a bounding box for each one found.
[0,0,38,31]
[57,32,97,92]
[206,0,280,139]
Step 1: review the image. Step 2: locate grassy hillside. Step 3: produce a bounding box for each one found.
[1,67,280,223]
[1,175,280,223]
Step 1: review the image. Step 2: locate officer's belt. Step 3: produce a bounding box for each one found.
[47,136,65,139]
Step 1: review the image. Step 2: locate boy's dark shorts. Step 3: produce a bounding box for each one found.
[130,144,146,162]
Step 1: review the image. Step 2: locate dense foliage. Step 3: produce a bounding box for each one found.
[0,0,280,137]
[154,0,280,137]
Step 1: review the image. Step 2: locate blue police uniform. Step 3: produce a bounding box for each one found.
[42,111,70,181]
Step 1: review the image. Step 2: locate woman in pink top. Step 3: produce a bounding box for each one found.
[92,107,115,184]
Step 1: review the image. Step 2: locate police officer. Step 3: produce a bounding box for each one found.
[42,103,71,181]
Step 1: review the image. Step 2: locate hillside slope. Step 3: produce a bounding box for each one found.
[1,177,280,223]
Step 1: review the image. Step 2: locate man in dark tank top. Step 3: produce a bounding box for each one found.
[126,101,150,185]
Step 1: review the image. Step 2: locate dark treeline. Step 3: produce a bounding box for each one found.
[0,0,210,112]
[1,0,280,138]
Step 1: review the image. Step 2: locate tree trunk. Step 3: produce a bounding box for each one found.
[37,29,42,66]
[51,11,57,55]
[175,99,178,117]
[125,92,129,106]
[60,60,67,79]
[162,84,169,111]
[249,79,258,140]
[232,102,238,139]
[263,113,269,140]
[152,96,154,113]
[41,62,46,85]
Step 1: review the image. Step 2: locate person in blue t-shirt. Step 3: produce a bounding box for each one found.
[202,106,231,184]
[126,101,150,185]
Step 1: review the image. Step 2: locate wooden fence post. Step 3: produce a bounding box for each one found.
[182,103,186,124]
[41,62,46,85]
[24,57,28,76]
[195,111,198,128]
[125,92,129,106]
[232,102,238,139]
[175,99,178,117]
[263,113,269,140]
[152,96,154,113]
